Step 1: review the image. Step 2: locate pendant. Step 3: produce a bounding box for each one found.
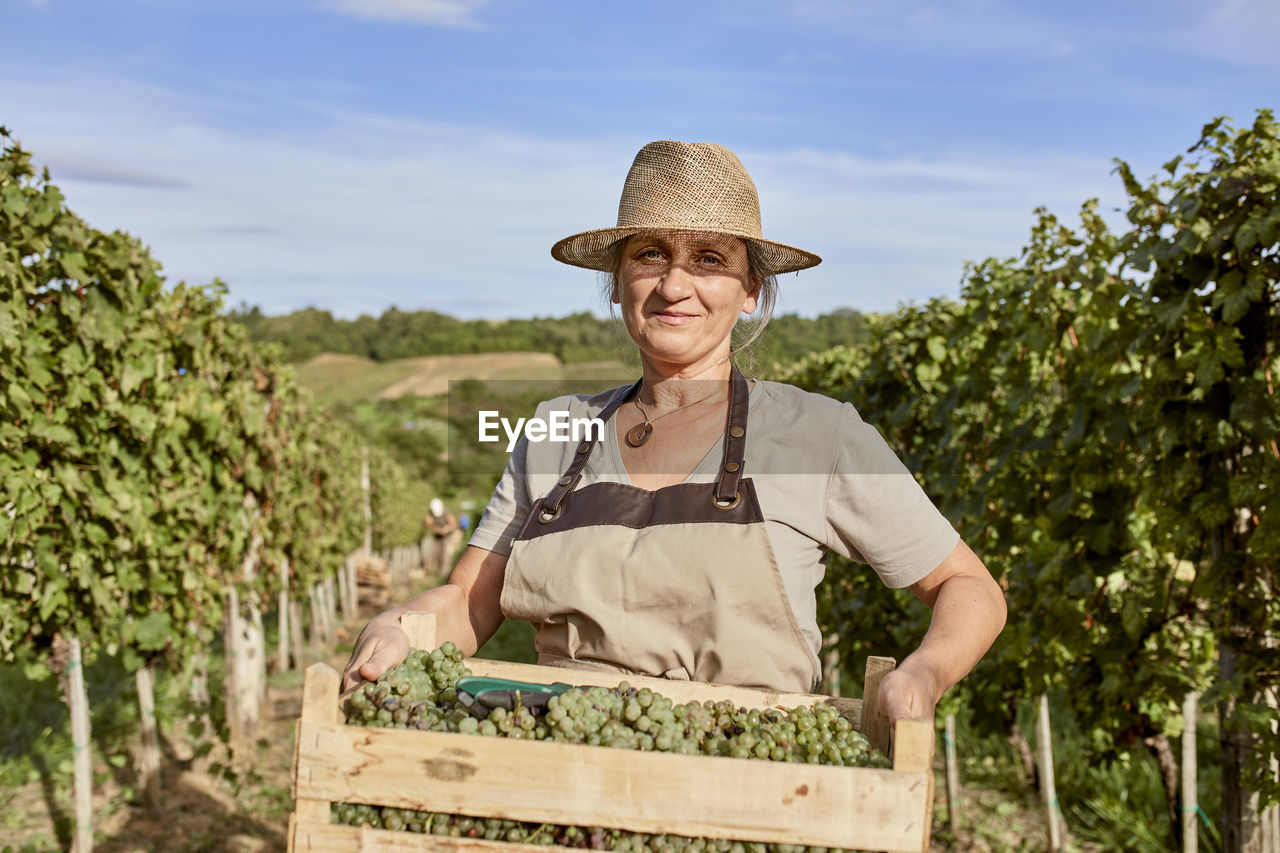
[625,421,653,448]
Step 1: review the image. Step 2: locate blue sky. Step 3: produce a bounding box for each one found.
[2,0,1277,320]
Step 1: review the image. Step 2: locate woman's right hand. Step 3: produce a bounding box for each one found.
[340,546,510,694]
[342,611,410,693]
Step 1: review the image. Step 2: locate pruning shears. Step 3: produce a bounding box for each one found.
[455,676,576,719]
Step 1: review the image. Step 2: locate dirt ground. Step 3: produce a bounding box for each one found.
[3,669,318,853]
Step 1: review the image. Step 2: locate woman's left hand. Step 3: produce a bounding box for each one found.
[877,664,940,722]
[877,538,1007,722]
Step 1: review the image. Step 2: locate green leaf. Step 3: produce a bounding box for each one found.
[121,359,148,395]
[133,611,171,652]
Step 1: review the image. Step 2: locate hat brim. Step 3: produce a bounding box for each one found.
[551,227,821,276]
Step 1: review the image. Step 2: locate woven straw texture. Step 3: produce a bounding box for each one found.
[551,141,821,275]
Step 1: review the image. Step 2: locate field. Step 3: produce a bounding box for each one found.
[295,351,632,407]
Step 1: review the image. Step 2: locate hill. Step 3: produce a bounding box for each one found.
[295,351,631,407]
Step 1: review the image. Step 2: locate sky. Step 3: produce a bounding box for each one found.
[2,0,1277,320]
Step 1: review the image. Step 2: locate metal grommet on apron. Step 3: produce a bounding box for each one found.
[500,368,819,694]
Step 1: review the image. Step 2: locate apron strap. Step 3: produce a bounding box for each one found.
[714,366,750,506]
[539,378,641,519]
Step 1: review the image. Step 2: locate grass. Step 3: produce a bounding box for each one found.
[933,695,1226,853]
[294,354,420,406]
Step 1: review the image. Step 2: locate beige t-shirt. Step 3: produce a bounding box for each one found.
[468,379,960,658]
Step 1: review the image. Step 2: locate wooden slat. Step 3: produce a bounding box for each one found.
[892,718,935,773]
[296,721,931,851]
[292,821,591,853]
[892,718,936,853]
[292,664,342,852]
[861,655,895,756]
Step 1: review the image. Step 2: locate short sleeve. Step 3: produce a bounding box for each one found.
[467,433,533,557]
[822,404,959,588]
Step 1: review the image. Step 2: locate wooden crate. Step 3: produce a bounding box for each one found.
[290,613,935,853]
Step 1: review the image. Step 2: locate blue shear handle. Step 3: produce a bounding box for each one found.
[455,677,576,719]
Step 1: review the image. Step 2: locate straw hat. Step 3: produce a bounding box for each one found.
[551,140,821,276]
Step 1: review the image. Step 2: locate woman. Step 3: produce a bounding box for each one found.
[343,140,1006,722]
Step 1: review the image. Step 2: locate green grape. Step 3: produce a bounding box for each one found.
[337,642,887,850]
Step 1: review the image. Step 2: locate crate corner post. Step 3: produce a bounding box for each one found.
[290,663,342,852]
[401,610,437,650]
[861,655,896,755]
[893,716,937,853]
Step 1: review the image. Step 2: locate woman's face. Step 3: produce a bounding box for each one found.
[613,231,760,374]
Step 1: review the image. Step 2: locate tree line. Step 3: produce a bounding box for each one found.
[226,304,870,369]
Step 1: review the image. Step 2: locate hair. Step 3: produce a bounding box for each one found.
[598,234,779,369]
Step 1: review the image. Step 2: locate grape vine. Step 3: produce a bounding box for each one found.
[788,111,1279,838]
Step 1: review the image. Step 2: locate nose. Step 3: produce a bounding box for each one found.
[655,262,694,301]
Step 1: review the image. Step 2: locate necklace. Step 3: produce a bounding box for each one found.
[624,379,729,448]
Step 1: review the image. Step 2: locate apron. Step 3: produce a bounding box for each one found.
[499,368,820,694]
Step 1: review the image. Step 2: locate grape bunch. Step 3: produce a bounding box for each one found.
[337,644,887,849]
[345,646,885,768]
[344,642,473,729]
[330,803,855,853]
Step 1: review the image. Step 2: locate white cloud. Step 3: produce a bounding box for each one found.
[1187,0,1280,67]
[322,0,490,28]
[788,0,1070,60]
[1,68,1140,320]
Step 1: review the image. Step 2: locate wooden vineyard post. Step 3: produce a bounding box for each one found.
[322,580,336,643]
[55,634,94,853]
[225,584,266,745]
[346,553,359,619]
[225,586,243,745]
[944,713,960,834]
[1183,691,1198,853]
[338,555,355,624]
[278,559,291,673]
[335,563,347,626]
[135,661,162,811]
[308,584,323,649]
[290,598,305,666]
[1036,694,1064,851]
[325,574,339,633]
[1263,683,1280,853]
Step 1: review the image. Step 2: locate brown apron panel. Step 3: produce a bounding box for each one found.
[502,517,819,693]
[500,366,820,693]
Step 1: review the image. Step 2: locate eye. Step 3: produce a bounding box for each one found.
[698,253,723,266]
[636,248,665,262]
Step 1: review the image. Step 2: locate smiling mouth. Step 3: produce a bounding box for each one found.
[652,311,698,324]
